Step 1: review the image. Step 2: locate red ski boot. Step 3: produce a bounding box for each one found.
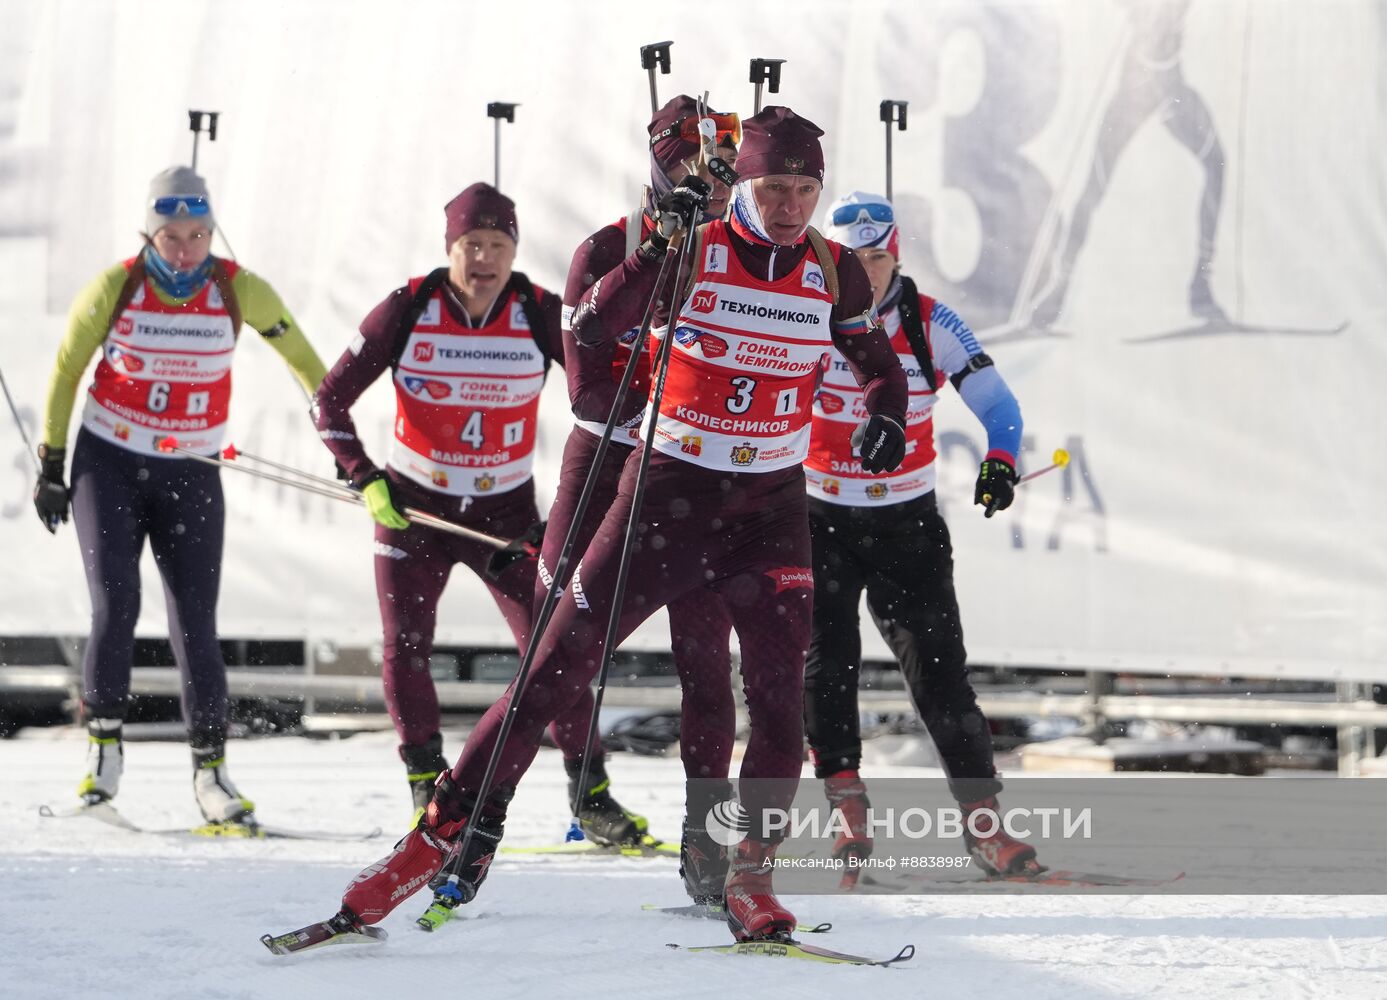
[960,795,1042,876]
[341,773,502,925]
[825,770,871,888]
[724,839,797,941]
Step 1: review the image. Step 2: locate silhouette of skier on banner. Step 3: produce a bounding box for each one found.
[1032,0,1227,328]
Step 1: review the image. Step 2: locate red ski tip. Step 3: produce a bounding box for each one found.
[156,436,178,453]
[222,444,239,460]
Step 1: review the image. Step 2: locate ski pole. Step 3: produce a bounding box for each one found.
[1018,447,1070,486]
[188,109,219,172]
[221,441,539,573]
[219,443,359,498]
[568,232,701,829]
[979,448,1072,511]
[640,41,673,114]
[568,102,739,834]
[486,102,518,190]
[879,100,908,202]
[419,205,696,929]
[154,437,513,547]
[0,364,41,475]
[749,57,786,114]
[226,443,353,493]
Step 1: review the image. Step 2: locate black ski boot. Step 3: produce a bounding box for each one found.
[679,818,729,906]
[400,733,449,822]
[565,756,649,847]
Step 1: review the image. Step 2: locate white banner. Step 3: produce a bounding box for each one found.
[0,0,1383,682]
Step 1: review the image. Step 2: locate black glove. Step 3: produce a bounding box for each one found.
[852,415,906,474]
[334,460,351,483]
[33,444,70,534]
[650,176,712,250]
[484,520,546,582]
[974,458,1018,518]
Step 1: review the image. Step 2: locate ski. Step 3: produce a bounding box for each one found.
[500,834,676,858]
[1125,317,1349,344]
[38,801,139,831]
[865,867,1184,889]
[189,821,384,843]
[668,940,914,967]
[38,803,382,843]
[994,868,1184,888]
[643,903,831,934]
[261,912,386,956]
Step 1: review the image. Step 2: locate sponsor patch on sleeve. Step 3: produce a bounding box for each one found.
[766,567,814,592]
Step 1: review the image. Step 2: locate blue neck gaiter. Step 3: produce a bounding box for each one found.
[144,245,213,299]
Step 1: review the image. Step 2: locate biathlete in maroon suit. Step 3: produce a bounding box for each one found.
[330,108,909,944]
[547,94,743,871]
[803,191,1041,878]
[312,184,639,828]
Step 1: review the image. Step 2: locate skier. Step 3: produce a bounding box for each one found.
[312,183,645,839]
[1031,0,1227,327]
[34,166,328,827]
[332,107,909,943]
[804,191,1039,877]
[550,93,742,895]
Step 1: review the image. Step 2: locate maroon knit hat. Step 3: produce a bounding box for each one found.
[648,94,736,174]
[444,182,518,250]
[735,106,825,183]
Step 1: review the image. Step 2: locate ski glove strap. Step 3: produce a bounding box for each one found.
[974,458,1018,518]
[34,444,69,533]
[361,474,410,531]
[484,520,545,582]
[852,415,906,474]
[655,176,712,243]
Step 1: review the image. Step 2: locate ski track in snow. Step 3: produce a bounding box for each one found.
[2,730,1384,1000]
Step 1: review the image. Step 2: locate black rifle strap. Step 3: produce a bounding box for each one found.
[390,268,551,374]
[895,275,934,379]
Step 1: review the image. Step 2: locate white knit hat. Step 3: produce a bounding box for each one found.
[146,166,215,235]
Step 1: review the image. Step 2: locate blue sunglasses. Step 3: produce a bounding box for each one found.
[830,202,894,227]
[152,195,211,217]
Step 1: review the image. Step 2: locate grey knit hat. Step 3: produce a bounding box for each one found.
[146,166,215,235]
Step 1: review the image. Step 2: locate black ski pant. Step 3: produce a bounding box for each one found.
[69,429,228,745]
[804,492,1002,803]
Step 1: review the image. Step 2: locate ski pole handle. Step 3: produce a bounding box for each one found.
[695,96,739,188]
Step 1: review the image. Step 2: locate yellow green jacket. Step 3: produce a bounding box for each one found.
[43,257,327,449]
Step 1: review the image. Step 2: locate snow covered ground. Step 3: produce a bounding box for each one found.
[1,728,1384,999]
